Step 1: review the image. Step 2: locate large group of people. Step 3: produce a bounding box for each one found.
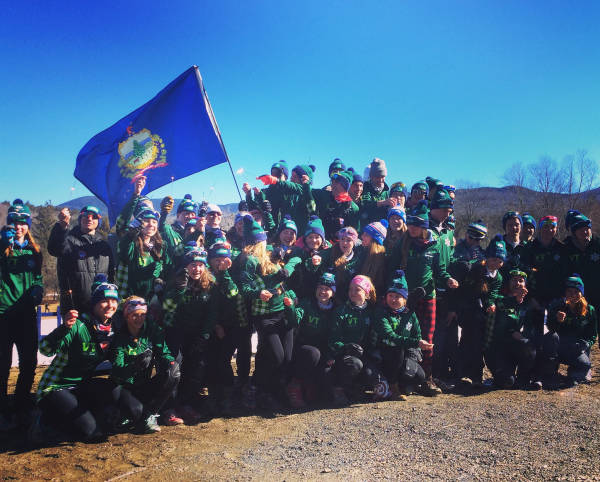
[0,157,597,443]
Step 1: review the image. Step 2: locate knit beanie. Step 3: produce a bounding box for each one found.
[208,242,232,260]
[328,158,346,177]
[277,214,298,236]
[337,226,359,243]
[390,182,407,197]
[304,215,326,240]
[566,273,584,295]
[411,182,428,194]
[430,189,454,210]
[538,215,558,230]
[90,274,119,306]
[185,218,197,228]
[183,247,208,267]
[292,164,316,184]
[425,177,444,191]
[406,200,430,229]
[79,205,102,219]
[271,160,289,179]
[486,237,507,261]
[387,206,406,223]
[363,220,388,245]
[136,207,160,223]
[318,272,337,291]
[467,220,488,239]
[331,170,353,192]
[387,270,408,299]
[509,269,528,281]
[502,211,523,230]
[369,158,387,177]
[522,213,536,229]
[177,194,197,214]
[445,213,456,230]
[235,211,250,225]
[444,184,456,193]
[569,211,592,233]
[7,199,31,226]
[351,275,374,294]
[348,167,363,184]
[565,210,581,230]
[243,215,267,245]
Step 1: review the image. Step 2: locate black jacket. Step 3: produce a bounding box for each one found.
[48,223,115,311]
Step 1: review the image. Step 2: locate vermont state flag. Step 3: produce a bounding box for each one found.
[74,66,227,223]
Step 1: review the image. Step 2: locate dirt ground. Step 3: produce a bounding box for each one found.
[2,350,600,481]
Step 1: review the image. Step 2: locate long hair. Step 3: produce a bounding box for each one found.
[566,295,588,317]
[359,242,386,290]
[189,265,216,291]
[332,242,352,269]
[135,230,164,261]
[243,241,279,276]
[4,230,41,265]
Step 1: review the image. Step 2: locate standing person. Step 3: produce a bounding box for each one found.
[48,205,114,315]
[359,220,388,295]
[521,213,536,246]
[0,199,43,429]
[405,181,428,210]
[323,158,346,191]
[389,182,408,210]
[236,216,296,410]
[563,211,600,311]
[204,204,226,248]
[116,177,167,300]
[348,170,364,205]
[425,177,444,202]
[359,158,395,225]
[34,275,118,442]
[371,271,431,400]
[384,206,407,255]
[389,201,459,395]
[261,160,290,226]
[546,274,597,386]
[111,296,180,433]
[159,194,198,259]
[453,220,488,262]
[493,211,524,279]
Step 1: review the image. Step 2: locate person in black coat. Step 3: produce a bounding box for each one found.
[48,205,115,315]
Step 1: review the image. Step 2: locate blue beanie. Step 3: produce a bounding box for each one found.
[502,211,523,230]
[486,237,507,262]
[208,242,232,260]
[271,160,289,179]
[90,274,119,307]
[566,273,585,295]
[363,220,388,245]
[387,206,406,223]
[387,270,409,299]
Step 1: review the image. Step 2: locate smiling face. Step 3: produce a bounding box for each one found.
[279,228,296,247]
[331,179,346,197]
[565,286,582,303]
[388,214,404,232]
[177,211,196,225]
[93,298,118,322]
[338,236,354,254]
[539,223,557,243]
[14,221,29,241]
[385,292,406,310]
[316,284,334,304]
[141,218,158,237]
[575,225,592,245]
[126,310,146,334]
[349,283,367,306]
[186,261,206,280]
[509,275,526,294]
[305,233,323,251]
[349,181,363,201]
[207,211,222,228]
[370,175,385,190]
[79,213,99,234]
[523,224,535,241]
[505,217,521,237]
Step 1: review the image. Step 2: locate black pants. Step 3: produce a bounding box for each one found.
[252,312,294,395]
[39,378,114,440]
[545,333,591,382]
[327,354,363,388]
[291,345,321,380]
[380,346,426,386]
[112,369,180,423]
[230,325,253,384]
[489,338,536,386]
[0,303,38,411]
[205,331,236,388]
[457,308,486,383]
[432,295,459,379]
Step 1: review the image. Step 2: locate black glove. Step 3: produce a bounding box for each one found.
[133,348,153,372]
[161,360,181,382]
[407,287,426,312]
[238,200,249,212]
[274,267,290,282]
[343,343,364,358]
[261,199,272,213]
[271,246,286,262]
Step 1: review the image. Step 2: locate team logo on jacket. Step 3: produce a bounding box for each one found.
[118,127,168,181]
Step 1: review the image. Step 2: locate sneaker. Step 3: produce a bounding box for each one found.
[420,378,442,397]
[161,409,184,426]
[460,377,473,387]
[140,414,161,434]
[372,379,391,401]
[286,379,306,409]
[332,386,349,406]
[242,383,257,411]
[178,404,202,424]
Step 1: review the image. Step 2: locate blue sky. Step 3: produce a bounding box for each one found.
[2,1,600,209]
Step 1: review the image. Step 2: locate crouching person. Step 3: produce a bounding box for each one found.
[34,275,119,443]
[371,271,430,400]
[487,270,537,389]
[546,274,597,386]
[111,297,180,434]
[326,275,376,406]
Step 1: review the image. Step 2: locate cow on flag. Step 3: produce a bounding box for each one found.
[74,66,229,224]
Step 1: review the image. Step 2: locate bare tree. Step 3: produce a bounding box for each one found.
[563,149,598,211]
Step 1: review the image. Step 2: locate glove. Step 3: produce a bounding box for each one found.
[161,360,181,383]
[274,267,290,282]
[133,348,153,372]
[238,200,249,212]
[160,196,174,214]
[174,269,189,292]
[261,199,272,213]
[257,175,278,185]
[407,287,426,312]
[1,225,16,246]
[30,285,43,305]
[153,278,165,294]
[271,246,286,262]
[343,343,364,358]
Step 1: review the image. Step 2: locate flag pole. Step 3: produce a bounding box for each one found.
[193,66,242,201]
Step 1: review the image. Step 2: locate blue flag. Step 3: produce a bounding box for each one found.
[74,66,228,224]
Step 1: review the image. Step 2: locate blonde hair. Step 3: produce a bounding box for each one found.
[189,265,216,291]
[4,230,41,263]
[359,242,386,290]
[243,241,279,276]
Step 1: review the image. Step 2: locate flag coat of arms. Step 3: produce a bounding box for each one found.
[74,66,227,223]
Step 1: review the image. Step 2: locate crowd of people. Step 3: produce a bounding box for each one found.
[0,157,597,443]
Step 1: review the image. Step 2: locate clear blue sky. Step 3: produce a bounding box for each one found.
[2,0,600,207]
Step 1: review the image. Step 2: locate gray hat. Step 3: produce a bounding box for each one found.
[370,158,387,177]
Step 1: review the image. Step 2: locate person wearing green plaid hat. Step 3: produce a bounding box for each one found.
[48,204,115,315]
[115,176,169,301]
[0,199,44,429]
[33,274,119,442]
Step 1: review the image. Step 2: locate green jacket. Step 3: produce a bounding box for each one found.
[520,238,568,305]
[359,181,389,225]
[430,221,454,291]
[291,298,336,352]
[328,301,374,356]
[270,180,314,234]
[563,236,600,308]
[37,315,111,400]
[0,242,43,313]
[548,299,598,349]
[489,295,525,348]
[111,319,173,387]
[372,306,421,349]
[162,280,218,338]
[310,189,360,240]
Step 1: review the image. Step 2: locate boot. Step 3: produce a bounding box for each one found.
[390,383,407,401]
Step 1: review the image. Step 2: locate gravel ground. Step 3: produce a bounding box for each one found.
[1,349,599,481]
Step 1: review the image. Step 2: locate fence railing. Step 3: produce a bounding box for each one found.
[37,305,61,340]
